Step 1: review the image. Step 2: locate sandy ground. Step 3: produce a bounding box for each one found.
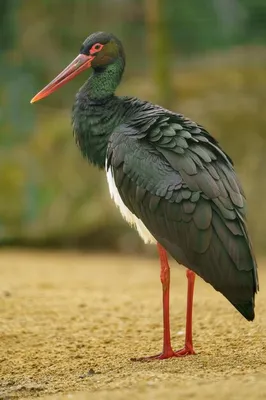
[0,250,266,400]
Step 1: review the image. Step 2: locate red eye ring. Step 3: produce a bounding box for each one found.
[90,43,104,54]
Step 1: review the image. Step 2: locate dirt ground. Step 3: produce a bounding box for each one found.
[0,250,266,400]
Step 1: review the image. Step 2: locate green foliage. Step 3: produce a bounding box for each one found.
[1,0,266,252]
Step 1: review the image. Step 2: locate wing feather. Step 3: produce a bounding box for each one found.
[107,108,258,320]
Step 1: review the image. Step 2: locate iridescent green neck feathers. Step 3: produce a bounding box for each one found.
[72,57,126,168]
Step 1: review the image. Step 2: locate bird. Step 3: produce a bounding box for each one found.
[31,31,259,360]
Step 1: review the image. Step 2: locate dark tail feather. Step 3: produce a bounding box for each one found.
[231,299,255,321]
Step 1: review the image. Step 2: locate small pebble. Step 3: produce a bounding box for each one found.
[79,368,101,379]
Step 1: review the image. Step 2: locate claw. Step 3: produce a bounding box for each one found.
[174,346,196,357]
[131,346,195,361]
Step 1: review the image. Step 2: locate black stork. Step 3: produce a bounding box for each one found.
[31,32,259,360]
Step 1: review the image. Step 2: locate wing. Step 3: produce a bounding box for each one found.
[107,110,258,320]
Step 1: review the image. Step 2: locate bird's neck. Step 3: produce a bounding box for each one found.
[72,58,125,168]
[83,57,124,100]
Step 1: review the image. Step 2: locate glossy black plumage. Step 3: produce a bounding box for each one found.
[37,30,258,322]
[31,31,259,358]
[106,98,259,320]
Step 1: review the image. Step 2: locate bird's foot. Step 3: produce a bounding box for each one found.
[131,349,175,361]
[131,345,195,362]
[174,345,195,357]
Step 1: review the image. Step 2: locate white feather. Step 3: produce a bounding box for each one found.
[106,165,156,244]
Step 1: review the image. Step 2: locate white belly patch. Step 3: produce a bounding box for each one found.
[106,166,156,244]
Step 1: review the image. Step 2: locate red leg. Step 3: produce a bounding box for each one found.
[131,243,175,360]
[174,269,196,356]
[131,243,196,361]
[159,243,174,357]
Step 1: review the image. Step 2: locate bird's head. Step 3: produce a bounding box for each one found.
[30,32,124,103]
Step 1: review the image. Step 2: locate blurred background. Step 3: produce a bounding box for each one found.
[0,0,266,255]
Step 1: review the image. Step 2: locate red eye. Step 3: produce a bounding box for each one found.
[90,43,104,54]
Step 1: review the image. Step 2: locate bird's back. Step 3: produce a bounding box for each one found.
[107,97,258,320]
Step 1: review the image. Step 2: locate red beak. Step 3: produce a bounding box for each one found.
[30,54,94,103]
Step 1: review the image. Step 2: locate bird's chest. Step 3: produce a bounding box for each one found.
[72,101,122,168]
[73,115,110,168]
[105,165,156,245]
